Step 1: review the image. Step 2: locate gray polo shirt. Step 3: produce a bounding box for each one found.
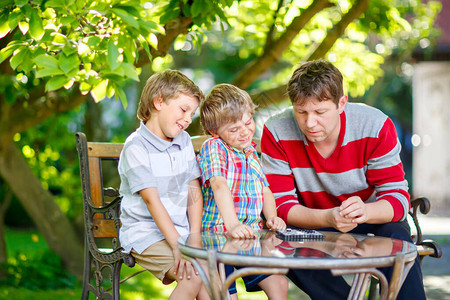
[118,122,200,254]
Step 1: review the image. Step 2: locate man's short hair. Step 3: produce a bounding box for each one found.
[137,69,204,122]
[200,83,256,135]
[287,59,344,106]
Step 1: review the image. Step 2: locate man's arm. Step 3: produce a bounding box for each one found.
[261,124,356,232]
[366,118,410,222]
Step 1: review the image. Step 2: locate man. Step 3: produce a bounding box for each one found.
[261,59,425,299]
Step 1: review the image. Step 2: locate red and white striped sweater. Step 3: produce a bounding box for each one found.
[261,102,410,223]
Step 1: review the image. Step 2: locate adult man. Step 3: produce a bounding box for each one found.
[261,59,425,299]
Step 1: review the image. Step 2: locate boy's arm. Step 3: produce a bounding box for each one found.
[139,187,195,280]
[187,178,203,233]
[262,187,286,230]
[139,187,180,249]
[209,175,255,238]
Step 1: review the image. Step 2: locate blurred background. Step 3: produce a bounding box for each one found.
[0,0,448,298]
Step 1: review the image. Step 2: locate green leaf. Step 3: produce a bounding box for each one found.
[44,0,65,8]
[60,15,76,25]
[86,36,101,47]
[19,49,33,72]
[36,67,65,78]
[10,47,29,69]
[0,13,10,38]
[90,79,109,103]
[59,53,80,74]
[45,75,69,92]
[0,43,18,64]
[115,85,128,108]
[29,9,44,40]
[34,54,59,69]
[8,10,23,32]
[191,0,204,17]
[15,0,27,7]
[111,8,139,29]
[120,63,139,81]
[107,39,121,71]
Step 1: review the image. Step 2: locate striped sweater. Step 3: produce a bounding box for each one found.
[261,102,410,223]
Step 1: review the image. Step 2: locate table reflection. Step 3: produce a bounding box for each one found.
[185,230,412,260]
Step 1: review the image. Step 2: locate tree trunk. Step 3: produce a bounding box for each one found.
[0,141,83,278]
[0,188,12,264]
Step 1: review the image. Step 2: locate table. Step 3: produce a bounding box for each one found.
[178,230,417,300]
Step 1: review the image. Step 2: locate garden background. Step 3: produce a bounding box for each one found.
[0,0,447,298]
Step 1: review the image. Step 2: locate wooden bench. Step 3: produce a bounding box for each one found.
[75,132,441,299]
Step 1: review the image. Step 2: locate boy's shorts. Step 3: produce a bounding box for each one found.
[131,240,175,285]
[225,264,267,294]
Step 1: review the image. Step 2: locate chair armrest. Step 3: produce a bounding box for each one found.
[419,240,443,259]
[409,197,431,244]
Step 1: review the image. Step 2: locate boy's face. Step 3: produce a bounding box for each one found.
[293,95,347,145]
[212,112,255,151]
[151,93,199,141]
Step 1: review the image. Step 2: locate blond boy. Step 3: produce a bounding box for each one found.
[118,70,209,300]
[197,83,288,299]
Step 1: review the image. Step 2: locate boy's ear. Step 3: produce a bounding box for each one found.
[153,96,164,111]
[210,131,219,138]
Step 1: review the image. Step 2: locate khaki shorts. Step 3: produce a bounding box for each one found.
[131,240,175,284]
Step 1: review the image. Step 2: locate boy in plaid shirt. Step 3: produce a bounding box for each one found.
[197,83,288,299]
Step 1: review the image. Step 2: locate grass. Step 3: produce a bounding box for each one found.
[1,227,288,299]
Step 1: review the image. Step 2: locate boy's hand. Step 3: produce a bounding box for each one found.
[228,223,255,239]
[172,247,198,280]
[266,216,286,231]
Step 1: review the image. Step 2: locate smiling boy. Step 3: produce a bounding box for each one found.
[197,83,288,299]
[118,70,209,300]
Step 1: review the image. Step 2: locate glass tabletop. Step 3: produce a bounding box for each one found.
[179,229,417,269]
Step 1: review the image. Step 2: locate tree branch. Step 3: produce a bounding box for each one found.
[307,0,370,61]
[0,87,87,145]
[136,16,193,68]
[232,0,333,89]
[264,0,286,51]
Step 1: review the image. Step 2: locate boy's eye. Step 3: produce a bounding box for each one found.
[180,107,187,112]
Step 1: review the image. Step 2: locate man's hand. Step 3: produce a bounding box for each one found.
[265,216,287,231]
[328,207,358,232]
[228,223,255,239]
[339,196,368,224]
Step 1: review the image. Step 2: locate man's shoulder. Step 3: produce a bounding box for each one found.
[344,102,390,142]
[264,107,304,141]
[345,102,387,121]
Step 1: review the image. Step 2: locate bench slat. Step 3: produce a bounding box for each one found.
[87,142,123,158]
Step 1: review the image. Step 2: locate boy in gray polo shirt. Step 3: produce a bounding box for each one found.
[118,70,208,299]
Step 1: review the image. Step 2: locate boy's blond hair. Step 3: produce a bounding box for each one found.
[200,83,257,135]
[137,70,204,122]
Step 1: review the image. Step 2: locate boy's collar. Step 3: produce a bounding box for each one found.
[137,122,183,151]
[214,137,257,154]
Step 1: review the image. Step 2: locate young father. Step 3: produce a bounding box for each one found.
[260,59,425,299]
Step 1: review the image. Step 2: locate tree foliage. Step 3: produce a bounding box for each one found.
[0,0,442,278]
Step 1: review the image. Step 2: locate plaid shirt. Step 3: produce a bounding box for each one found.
[198,137,268,232]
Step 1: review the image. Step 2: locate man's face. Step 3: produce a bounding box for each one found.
[293,96,347,145]
[213,112,255,151]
